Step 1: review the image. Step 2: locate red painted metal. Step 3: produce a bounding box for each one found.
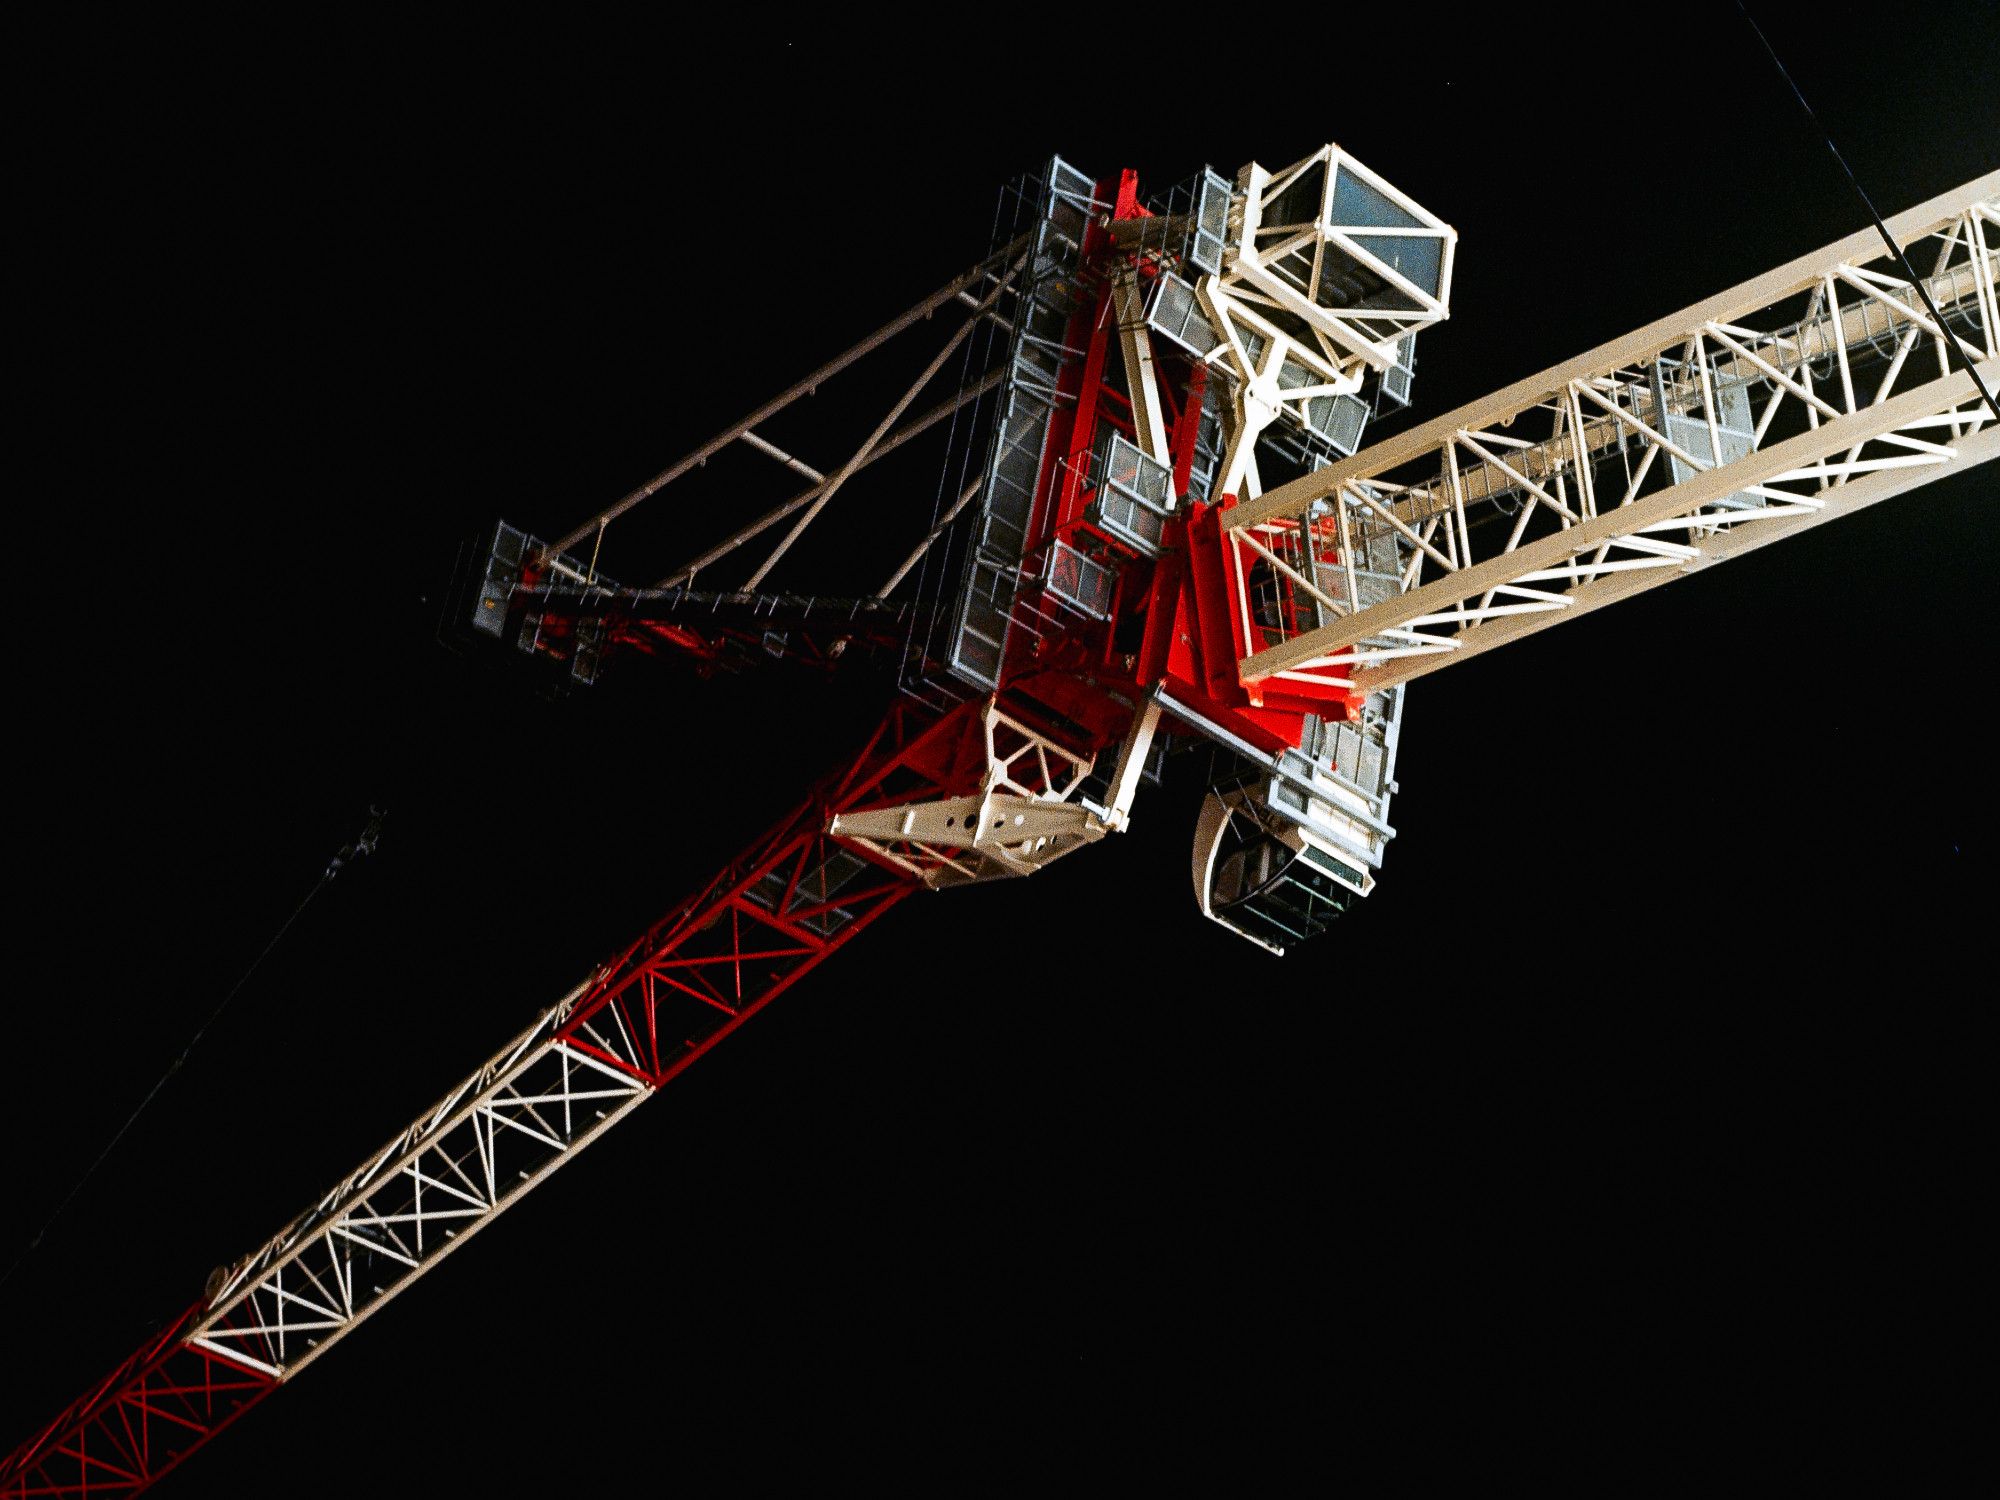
[0,697,997,1498]
[3,156,1362,1497]
[1,1304,276,1498]
[483,158,1355,756]
[549,699,994,1087]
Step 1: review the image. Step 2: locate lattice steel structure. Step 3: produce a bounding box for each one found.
[6,148,1993,1496]
[1223,183,1998,696]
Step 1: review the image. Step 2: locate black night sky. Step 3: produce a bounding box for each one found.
[8,7,1995,1487]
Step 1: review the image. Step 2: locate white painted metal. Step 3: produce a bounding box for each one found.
[1222,178,1998,696]
[659,370,1006,587]
[1096,699,1163,834]
[745,261,1025,589]
[877,477,986,597]
[1226,145,1456,371]
[542,243,1026,559]
[1112,268,1173,466]
[829,701,1105,885]
[1190,144,1458,498]
[189,983,651,1382]
[193,183,1997,1356]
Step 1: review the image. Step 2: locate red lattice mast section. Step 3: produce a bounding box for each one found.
[2,698,1011,1497]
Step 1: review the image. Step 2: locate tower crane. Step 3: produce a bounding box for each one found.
[5,131,1994,1495]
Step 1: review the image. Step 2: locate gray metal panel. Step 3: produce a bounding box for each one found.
[471,521,526,639]
[1145,272,1219,358]
[1380,335,1417,407]
[1307,392,1371,456]
[946,158,1098,691]
[1664,360,1760,510]
[1087,490,1168,557]
[1045,538,1116,619]
[1189,168,1233,276]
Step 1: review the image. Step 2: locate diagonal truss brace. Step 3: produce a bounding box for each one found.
[1227,175,1998,692]
[188,1009,650,1381]
[6,705,947,1497]
[1272,374,1996,689]
[1241,365,1992,673]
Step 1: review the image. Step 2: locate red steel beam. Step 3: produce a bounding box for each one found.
[1,696,990,1497]
[1,1305,276,1497]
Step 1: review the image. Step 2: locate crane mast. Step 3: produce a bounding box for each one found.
[5,149,1993,1496]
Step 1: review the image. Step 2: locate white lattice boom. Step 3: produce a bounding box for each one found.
[1225,174,1999,697]
[8,145,1995,1500]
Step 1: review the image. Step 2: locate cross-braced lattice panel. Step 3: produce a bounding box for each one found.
[1228,186,1999,695]
[191,1037,649,1379]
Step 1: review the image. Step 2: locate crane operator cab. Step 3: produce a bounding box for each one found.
[1192,686,1406,955]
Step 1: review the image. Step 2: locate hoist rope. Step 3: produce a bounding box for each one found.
[1737,0,2000,424]
[0,808,386,1295]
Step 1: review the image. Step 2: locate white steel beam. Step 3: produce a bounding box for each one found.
[1111,269,1172,464]
[1225,173,1996,535]
[1225,176,1997,693]
[187,986,651,1384]
[1241,364,1992,679]
[1346,413,1999,692]
[656,368,1005,587]
[744,262,1023,589]
[542,241,1026,557]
